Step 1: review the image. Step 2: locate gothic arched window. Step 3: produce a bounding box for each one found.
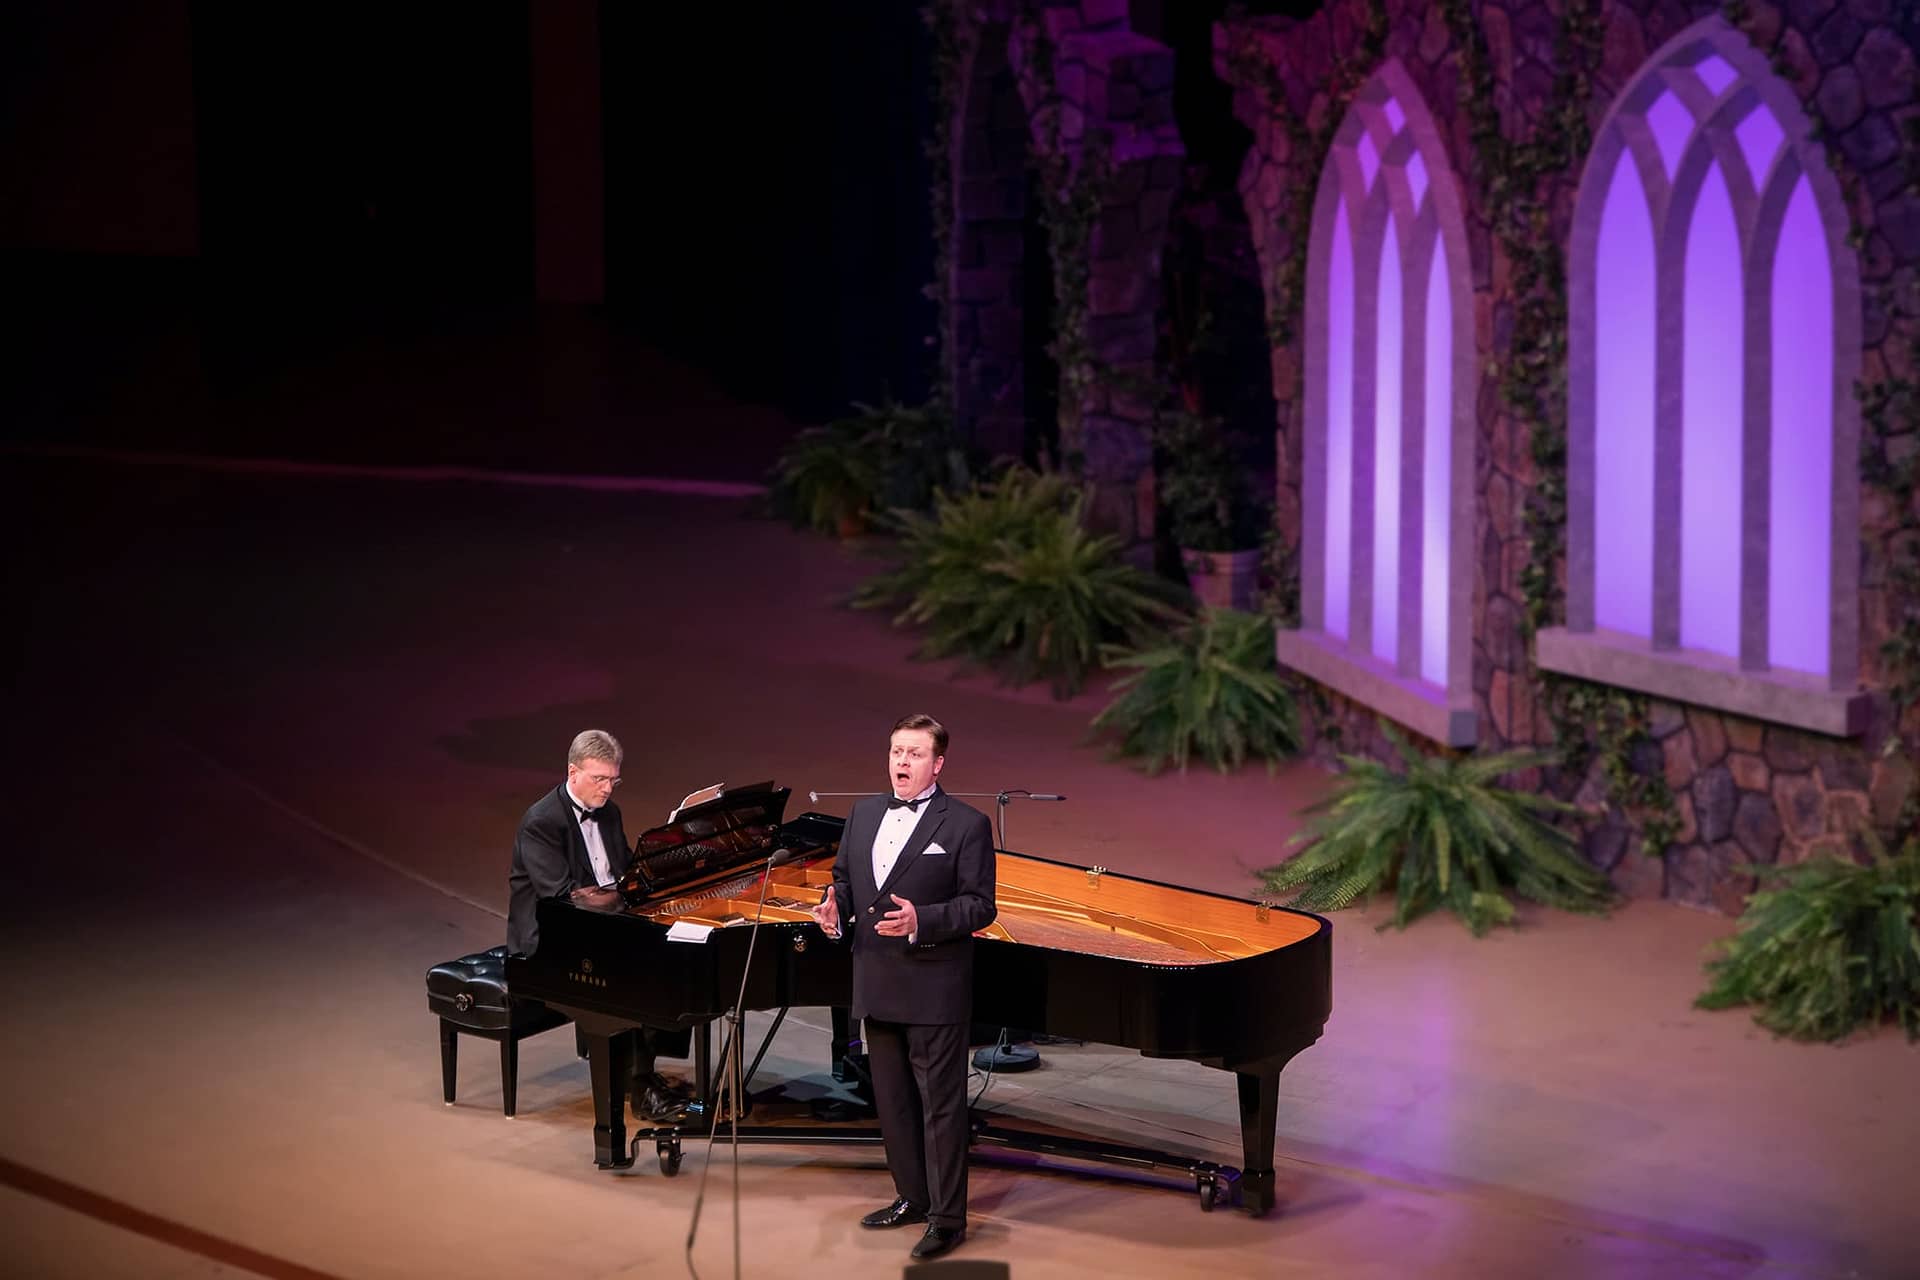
[1541,17,1868,735]
[1280,60,1477,746]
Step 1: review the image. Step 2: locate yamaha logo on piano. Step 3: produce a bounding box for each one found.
[569,956,608,988]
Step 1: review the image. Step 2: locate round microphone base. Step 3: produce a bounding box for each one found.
[971,1041,1041,1072]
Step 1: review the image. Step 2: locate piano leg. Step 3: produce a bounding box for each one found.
[585,1027,635,1169]
[1235,1068,1279,1217]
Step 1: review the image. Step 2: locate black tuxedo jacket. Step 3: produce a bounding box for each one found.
[507,784,631,955]
[828,787,997,1024]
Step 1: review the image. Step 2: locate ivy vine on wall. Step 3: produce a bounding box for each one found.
[1222,1,1388,352]
[1224,0,1387,643]
[1438,0,1683,856]
[1859,133,1920,833]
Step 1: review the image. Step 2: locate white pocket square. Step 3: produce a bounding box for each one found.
[924,842,948,856]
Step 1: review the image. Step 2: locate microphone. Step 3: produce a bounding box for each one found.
[765,844,815,868]
[1021,793,1066,801]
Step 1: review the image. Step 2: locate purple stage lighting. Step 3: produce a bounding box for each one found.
[1326,200,1354,641]
[1594,149,1656,639]
[1421,237,1451,686]
[1373,215,1403,665]
[1681,163,1743,659]
[1769,176,1831,677]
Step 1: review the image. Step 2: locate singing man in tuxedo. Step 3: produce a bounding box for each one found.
[507,729,689,1121]
[810,713,997,1262]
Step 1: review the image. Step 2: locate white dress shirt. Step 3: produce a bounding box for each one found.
[871,784,935,891]
[566,782,617,888]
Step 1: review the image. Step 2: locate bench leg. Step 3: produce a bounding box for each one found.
[439,1020,459,1105]
[500,1034,519,1118]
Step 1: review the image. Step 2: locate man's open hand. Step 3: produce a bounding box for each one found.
[877,894,918,938]
[810,892,842,938]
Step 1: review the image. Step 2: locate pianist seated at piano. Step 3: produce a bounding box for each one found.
[809,713,996,1263]
[506,729,692,1122]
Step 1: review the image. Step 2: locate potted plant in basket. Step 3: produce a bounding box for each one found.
[1154,406,1267,611]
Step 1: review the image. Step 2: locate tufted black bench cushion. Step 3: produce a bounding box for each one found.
[426,946,572,1117]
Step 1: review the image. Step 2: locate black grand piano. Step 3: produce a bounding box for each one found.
[507,783,1331,1216]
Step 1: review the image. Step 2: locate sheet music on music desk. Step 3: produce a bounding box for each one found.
[668,783,726,823]
[665,921,715,944]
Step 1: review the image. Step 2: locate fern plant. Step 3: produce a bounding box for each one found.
[768,400,972,537]
[1092,608,1299,774]
[768,421,882,536]
[1695,833,1920,1042]
[1262,724,1614,935]
[854,467,1188,697]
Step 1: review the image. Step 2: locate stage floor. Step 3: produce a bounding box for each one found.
[2,454,1913,1279]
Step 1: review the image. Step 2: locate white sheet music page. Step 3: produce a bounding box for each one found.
[665,920,715,944]
[667,783,726,823]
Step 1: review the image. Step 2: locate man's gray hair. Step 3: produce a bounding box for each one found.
[567,729,623,767]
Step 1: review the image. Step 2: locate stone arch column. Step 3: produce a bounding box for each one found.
[944,1,1183,542]
[948,16,1029,461]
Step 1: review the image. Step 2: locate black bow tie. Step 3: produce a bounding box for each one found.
[576,807,598,823]
[887,796,925,813]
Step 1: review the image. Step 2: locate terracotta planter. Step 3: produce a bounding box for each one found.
[1180,547,1260,611]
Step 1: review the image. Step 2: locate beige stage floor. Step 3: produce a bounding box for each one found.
[2,458,1915,1279]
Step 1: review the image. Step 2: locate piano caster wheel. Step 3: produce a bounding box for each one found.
[1196,1174,1219,1212]
[657,1138,683,1176]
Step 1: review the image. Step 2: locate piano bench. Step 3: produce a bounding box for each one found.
[425,946,574,1118]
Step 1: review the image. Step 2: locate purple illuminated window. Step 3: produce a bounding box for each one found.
[1593,148,1655,638]
[1769,178,1832,676]
[1680,165,1742,658]
[1295,61,1475,742]
[1373,216,1403,664]
[1325,200,1354,640]
[1421,239,1451,687]
[1561,19,1861,708]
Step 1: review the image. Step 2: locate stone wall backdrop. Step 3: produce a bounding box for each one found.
[944,0,1184,543]
[1218,0,1918,912]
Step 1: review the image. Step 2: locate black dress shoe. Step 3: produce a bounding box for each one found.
[634,1070,695,1099]
[909,1225,965,1260]
[628,1071,698,1123]
[640,1085,689,1122]
[860,1197,928,1229]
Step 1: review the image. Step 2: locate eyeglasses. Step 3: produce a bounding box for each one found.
[580,772,622,788]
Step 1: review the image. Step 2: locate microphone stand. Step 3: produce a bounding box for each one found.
[684,843,790,1280]
[807,787,1067,851]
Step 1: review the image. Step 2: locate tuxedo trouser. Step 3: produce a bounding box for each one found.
[864,1017,970,1229]
[621,1024,692,1078]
